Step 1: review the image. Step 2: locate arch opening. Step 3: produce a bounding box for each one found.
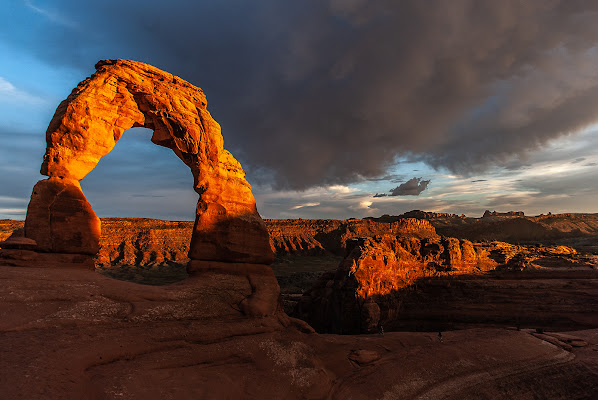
[81,127,194,285]
[82,127,197,221]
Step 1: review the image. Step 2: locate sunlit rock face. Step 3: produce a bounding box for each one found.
[296,234,497,334]
[266,218,438,255]
[25,59,273,265]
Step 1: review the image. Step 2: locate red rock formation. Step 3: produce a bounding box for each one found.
[483,210,525,218]
[266,218,438,255]
[25,178,100,254]
[296,234,498,334]
[0,220,26,242]
[96,218,440,268]
[386,210,598,247]
[96,218,192,267]
[24,59,273,264]
[4,215,597,267]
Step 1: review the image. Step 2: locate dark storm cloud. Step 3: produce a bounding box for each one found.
[367,174,405,183]
[388,177,431,196]
[7,0,598,189]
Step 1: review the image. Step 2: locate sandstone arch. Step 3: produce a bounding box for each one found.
[25,59,274,266]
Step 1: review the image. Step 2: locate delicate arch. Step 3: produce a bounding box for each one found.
[25,59,273,265]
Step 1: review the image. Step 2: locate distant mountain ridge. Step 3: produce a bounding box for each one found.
[374,210,598,246]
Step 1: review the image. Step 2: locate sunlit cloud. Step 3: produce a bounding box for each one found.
[357,201,372,209]
[291,202,320,210]
[327,185,356,194]
[348,199,379,217]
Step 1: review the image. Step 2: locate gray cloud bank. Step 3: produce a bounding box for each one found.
[6,0,598,190]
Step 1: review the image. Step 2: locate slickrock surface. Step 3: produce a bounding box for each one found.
[2,262,598,399]
[25,59,272,264]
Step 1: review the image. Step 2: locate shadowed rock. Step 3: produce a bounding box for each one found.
[25,178,100,254]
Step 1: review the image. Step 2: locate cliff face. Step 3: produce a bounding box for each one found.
[1,214,596,268]
[295,235,498,334]
[265,218,437,256]
[294,234,596,334]
[2,215,596,267]
[390,212,598,244]
[97,218,194,267]
[97,217,437,266]
[0,217,437,266]
[0,220,25,242]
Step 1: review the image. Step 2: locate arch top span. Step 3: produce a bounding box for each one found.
[42,59,221,186]
[26,59,274,266]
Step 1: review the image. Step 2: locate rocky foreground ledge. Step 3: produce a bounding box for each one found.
[1,262,598,399]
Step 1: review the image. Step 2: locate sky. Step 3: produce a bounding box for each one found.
[1,0,598,221]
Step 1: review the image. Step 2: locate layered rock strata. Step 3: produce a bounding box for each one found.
[3,217,593,268]
[266,218,438,255]
[296,235,499,334]
[295,232,596,334]
[24,59,273,265]
[2,218,438,266]
[378,210,598,245]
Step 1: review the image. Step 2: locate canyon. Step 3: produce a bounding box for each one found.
[2,215,598,398]
[2,214,597,336]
